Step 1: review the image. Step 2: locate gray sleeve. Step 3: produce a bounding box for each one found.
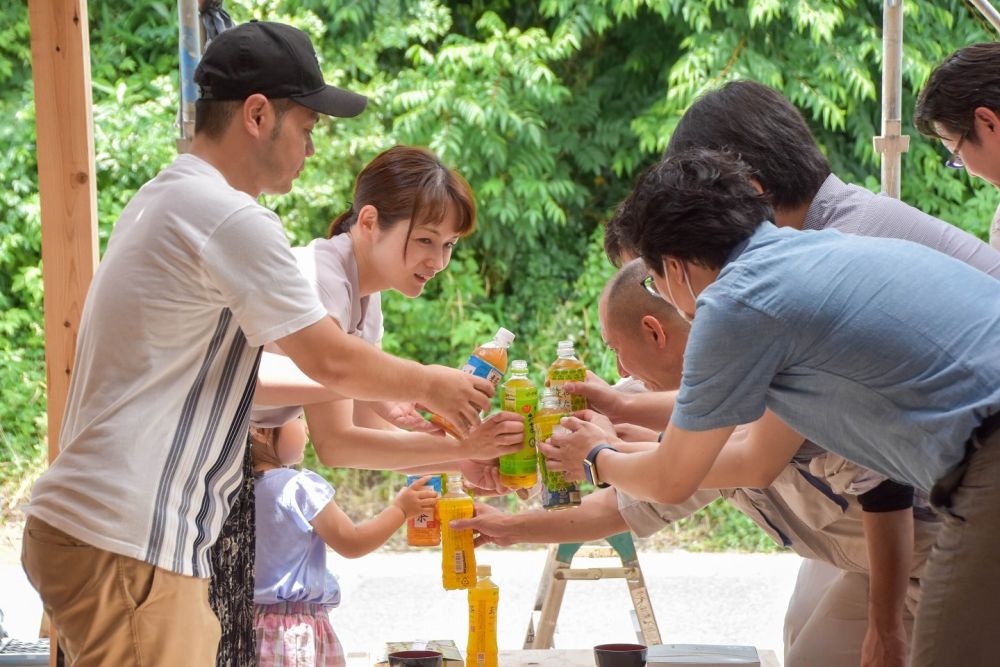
[862,195,1000,279]
[991,202,1000,252]
[617,489,720,538]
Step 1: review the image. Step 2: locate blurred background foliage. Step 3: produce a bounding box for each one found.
[2,0,995,548]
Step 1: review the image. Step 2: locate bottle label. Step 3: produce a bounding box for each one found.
[500,385,538,476]
[549,368,588,411]
[463,355,504,386]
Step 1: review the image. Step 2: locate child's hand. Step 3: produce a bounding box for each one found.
[394,475,440,520]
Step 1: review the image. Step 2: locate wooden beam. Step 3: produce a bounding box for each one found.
[28,0,98,467]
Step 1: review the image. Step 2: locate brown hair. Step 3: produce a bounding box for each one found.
[915,43,1000,143]
[249,426,285,471]
[328,146,476,253]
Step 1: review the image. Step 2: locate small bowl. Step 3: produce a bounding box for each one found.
[594,642,648,667]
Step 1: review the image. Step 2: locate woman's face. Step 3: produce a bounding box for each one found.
[372,206,463,298]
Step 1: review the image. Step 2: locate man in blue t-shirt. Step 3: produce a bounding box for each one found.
[550,148,1000,667]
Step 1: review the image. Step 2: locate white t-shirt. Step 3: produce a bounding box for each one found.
[252,233,383,427]
[27,154,326,578]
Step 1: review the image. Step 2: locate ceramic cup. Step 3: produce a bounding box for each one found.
[593,642,648,667]
[387,649,444,667]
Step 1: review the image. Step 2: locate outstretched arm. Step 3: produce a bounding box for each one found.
[277,316,492,436]
[309,477,438,559]
[449,488,627,547]
[304,400,523,470]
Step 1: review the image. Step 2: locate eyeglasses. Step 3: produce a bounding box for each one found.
[641,275,663,299]
[945,130,969,169]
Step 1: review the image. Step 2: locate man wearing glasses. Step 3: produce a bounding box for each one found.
[915,41,1000,250]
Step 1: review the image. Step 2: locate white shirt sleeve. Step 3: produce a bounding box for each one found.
[201,206,326,347]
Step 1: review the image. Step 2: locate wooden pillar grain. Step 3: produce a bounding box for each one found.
[28,0,98,467]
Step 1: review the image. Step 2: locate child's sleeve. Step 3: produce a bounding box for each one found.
[283,470,336,531]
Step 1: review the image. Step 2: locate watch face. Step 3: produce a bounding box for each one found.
[584,460,596,485]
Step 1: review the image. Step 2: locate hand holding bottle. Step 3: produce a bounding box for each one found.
[394,475,440,520]
[461,411,525,460]
[421,365,495,437]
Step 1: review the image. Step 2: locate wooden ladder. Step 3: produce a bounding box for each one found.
[523,531,661,649]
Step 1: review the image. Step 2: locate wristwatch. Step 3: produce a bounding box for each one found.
[584,444,617,488]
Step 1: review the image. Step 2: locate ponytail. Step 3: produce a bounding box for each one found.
[328,204,355,237]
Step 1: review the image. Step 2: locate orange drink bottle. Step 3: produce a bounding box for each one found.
[498,360,538,490]
[546,340,587,412]
[430,327,515,437]
[534,388,582,511]
[438,473,476,590]
[405,474,442,547]
[467,564,499,667]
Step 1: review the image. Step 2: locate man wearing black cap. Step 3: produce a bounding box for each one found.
[21,22,493,665]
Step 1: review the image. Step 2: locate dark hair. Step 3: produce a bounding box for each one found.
[915,43,1000,143]
[604,206,635,268]
[618,147,773,273]
[328,146,476,251]
[664,80,830,210]
[194,97,296,140]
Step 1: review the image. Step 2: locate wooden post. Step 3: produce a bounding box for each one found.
[28,3,98,660]
[28,0,98,465]
[873,0,910,199]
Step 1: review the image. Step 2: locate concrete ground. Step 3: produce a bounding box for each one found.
[1,534,800,664]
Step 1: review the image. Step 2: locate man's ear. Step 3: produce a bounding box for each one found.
[242,94,271,137]
[975,106,999,135]
[640,314,667,349]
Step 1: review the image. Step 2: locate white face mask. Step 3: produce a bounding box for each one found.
[663,260,698,324]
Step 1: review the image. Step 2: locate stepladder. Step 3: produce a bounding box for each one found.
[523,531,661,649]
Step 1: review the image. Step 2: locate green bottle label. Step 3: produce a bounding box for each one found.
[500,384,538,476]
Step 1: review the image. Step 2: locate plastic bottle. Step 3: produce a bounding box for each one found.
[438,473,477,589]
[546,340,588,412]
[534,388,582,511]
[499,360,538,490]
[467,564,499,667]
[430,327,516,437]
[405,474,442,547]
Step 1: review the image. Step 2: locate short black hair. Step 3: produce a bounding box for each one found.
[618,148,774,273]
[194,97,295,140]
[664,80,831,210]
[915,43,1000,143]
[604,202,638,267]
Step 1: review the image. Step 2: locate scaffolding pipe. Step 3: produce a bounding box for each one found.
[970,0,1000,33]
[177,0,200,153]
[873,0,909,199]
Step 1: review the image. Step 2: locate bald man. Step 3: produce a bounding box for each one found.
[454,260,938,667]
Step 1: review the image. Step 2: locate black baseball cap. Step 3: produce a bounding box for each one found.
[195,21,367,118]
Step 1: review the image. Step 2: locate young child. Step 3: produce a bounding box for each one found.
[251,421,438,666]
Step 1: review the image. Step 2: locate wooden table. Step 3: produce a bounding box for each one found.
[351,647,780,666]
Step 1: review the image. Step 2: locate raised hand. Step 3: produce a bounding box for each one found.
[393,475,440,520]
[561,371,622,419]
[421,365,494,437]
[461,411,525,459]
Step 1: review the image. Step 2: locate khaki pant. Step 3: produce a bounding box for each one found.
[21,516,221,666]
[912,426,1000,666]
[783,559,915,667]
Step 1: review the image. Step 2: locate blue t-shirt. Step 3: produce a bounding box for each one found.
[671,222,1000,492]
[254,468,341,606]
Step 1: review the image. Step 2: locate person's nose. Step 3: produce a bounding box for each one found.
[616,356,631,378]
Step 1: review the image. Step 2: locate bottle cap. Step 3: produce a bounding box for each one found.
[477,564,492,576]
[510,359,528,372]
[557,339,575,355]
[494,327,516,347]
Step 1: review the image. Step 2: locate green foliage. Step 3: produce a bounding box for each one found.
[4,0,997,548]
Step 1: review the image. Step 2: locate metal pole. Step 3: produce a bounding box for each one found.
[969,0,1000,33]
[873,0,909,199]
[177,0,200,153]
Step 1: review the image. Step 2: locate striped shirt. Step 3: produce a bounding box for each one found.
[26,155,326,577]
[803,174,1000,278]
